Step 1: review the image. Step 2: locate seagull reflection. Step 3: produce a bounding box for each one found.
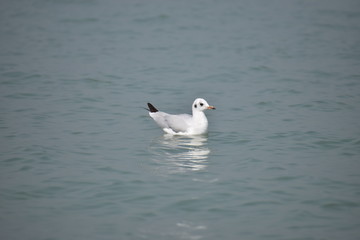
[149,134,210,174]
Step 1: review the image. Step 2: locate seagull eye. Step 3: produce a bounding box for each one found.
[200,102,204,106]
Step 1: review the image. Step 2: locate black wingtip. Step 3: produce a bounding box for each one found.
[147,103,158,113]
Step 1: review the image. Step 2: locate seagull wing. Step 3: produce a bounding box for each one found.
[164,114,192,133]
[149,111,170,129]
[149,111,192,133]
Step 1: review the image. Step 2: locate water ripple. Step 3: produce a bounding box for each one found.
[148,135,210,174]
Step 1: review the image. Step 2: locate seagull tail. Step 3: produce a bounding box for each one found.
[147,103,158,113]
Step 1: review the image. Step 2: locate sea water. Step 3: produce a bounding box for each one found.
[1,0,360,239]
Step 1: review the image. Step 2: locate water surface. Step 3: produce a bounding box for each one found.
[1,0,360,239]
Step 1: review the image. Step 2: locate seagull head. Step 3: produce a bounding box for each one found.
[192,98,216,113]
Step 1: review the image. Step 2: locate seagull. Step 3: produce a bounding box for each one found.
[147,98,215,135]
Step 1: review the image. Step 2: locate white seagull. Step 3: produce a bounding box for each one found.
[147,98,215,135]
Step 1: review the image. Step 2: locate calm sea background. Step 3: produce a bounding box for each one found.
[1,0,360,239]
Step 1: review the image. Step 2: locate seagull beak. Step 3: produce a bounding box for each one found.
[207,106,216,110]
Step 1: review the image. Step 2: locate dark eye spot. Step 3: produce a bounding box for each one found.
[200,102,204,106]
[194,104,197,108]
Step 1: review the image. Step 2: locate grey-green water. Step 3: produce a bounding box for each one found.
[1,0,360,239]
